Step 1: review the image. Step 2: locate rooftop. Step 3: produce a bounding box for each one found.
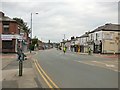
[90,23,120,33]
[0,11,16,22]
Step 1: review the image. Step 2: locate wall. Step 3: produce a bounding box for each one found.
[9,22,18,34]
[102,31,119,53]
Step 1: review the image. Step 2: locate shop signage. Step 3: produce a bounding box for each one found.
[1,34,23,40]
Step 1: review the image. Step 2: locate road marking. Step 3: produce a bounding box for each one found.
[105,64,115,67]
[92,61,116,67]
[34,59,60,89]
[74,60,118,72]
[35,59,59,88]
[74,60,95,66]
[34,61,53,89]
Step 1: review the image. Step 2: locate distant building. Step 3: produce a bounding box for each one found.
[63,23,120,54]
[78,33,89,53]
[38,40,44,50]
[87,23,120,54]
[0,12,22,53]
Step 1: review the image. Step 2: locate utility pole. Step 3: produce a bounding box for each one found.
[64,34,65,40]
[30,13,32,39]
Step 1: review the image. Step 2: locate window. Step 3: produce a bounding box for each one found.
[2,41,13,49]
[3,22,10,33]
[3,25,9,33]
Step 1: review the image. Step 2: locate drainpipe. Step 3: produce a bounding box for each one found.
[102,31,104,54]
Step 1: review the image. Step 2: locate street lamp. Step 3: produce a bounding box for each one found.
[63,34,65,49]
[30,12,38,39]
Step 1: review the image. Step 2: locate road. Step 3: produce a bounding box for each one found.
[33,48,118,88]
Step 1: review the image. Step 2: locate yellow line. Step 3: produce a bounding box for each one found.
[34,61,54,90]
[35,59,60,89]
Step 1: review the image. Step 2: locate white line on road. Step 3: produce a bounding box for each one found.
[105,64,115,67]
[74,60,95,66]
[92,61,116,68]
[74,60,118,72]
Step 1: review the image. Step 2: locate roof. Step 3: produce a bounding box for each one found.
[0,16,16,22]
[0,12,16,22]
[90,23,120,33]
[79,33,89,38]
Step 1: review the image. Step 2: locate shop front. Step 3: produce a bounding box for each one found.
[1,34,22,53]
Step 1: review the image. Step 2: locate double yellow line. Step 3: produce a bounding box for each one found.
[34,59,60,90]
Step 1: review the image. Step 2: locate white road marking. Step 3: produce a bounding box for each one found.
[105,64,115,67]
[92,61,116,68]
[74,60,95,66]
[74,60,118,72]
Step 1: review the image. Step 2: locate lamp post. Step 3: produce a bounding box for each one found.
[63,34,65,49]
[30,12,38,39]
[30,13,32,39]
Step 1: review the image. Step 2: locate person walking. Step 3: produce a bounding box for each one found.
[17,46,22,60]
[88,47,92,55]
[63,46,67,54]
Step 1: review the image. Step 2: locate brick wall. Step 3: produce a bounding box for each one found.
[9,22,19,34]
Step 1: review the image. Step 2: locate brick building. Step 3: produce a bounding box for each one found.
[0,12,22,53]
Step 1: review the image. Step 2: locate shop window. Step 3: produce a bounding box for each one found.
[2,41,13,49]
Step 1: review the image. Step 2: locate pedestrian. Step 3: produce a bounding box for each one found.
[17,46,22,60]
[63,46,67,54]
[88,47,91,55]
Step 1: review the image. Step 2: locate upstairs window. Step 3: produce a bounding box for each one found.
[3,22,9,34]
[3,25,9,32]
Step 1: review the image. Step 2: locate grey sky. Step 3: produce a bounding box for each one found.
[1,0,119,42]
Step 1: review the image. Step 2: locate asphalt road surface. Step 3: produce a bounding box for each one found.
[33,48,118,88]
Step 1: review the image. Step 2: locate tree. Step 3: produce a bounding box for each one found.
[13,18,30,33]
[32,36,38,46]
[31,37,39,50]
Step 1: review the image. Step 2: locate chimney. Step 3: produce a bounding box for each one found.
[0,11,5,17]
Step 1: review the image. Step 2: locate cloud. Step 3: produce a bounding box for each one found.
[1,0,118,42]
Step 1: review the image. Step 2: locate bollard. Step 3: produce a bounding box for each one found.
[18,53,24,76]
[19,60,23,76]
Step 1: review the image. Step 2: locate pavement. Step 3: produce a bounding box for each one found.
[1,51,42,88]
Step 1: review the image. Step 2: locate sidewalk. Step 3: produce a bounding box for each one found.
[2,51,41,88]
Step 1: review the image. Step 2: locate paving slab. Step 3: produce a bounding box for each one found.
[2,52,41,88]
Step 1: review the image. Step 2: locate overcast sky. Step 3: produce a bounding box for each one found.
[1,0,119,42]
